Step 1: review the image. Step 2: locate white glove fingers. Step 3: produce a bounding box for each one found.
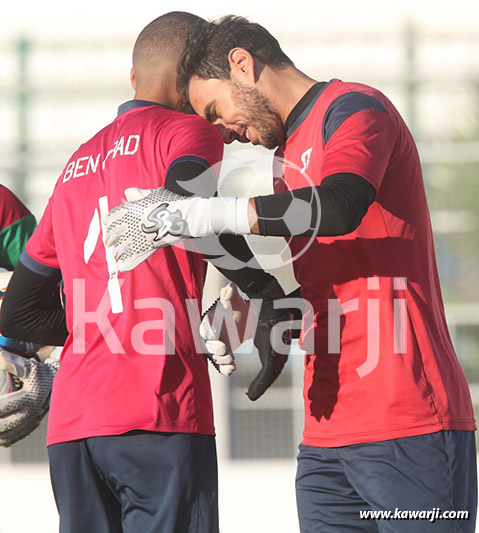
[212,352,235,365]
[204,340,228,357]
[102,187,195,271]
[199,319,218,341]
[103,204,127,226]
[124,187,151,201]
[219,283,254,343]
[219,283,235,307]
[117,248,157,272]
[113,240,133,262]
[105,226,127,248]
[0,350,27,378]
[218,363,236,377]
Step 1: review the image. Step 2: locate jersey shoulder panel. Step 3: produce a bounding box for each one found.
[322,91,388,145]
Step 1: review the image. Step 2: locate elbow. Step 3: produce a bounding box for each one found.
[0,294,25,341]
[0,309,16,340]
[0,293,12,335]
[331,211,364,236]
[334,202,372,235]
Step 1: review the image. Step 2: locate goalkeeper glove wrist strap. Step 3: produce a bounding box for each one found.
[185,197,251,238]
[207,197,251,236]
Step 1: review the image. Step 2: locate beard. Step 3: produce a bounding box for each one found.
[230,81,286,149]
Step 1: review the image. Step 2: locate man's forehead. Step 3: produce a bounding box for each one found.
[189,77,223,113]
[189,76,221,95]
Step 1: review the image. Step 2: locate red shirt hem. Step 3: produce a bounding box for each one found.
[302,420,477,448]
[47,422,215,447]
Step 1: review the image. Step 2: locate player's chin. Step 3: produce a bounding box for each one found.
[260,135,284,150]
[258,127,286,150]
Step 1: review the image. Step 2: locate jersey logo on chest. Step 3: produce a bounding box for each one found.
[300,147,313,174]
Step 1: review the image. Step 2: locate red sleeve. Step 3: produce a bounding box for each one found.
[321,109,397,191]
[0,185,31,228]
[24,196,60,272]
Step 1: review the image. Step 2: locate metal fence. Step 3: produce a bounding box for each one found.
[0,23,478,462]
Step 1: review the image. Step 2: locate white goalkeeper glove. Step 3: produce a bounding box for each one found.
[0,350,59,447]
[103,187,251,272]
[200,283,254,376]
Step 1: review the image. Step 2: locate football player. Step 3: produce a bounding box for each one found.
[104,15,477,533]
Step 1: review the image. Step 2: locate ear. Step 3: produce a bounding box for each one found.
[228,48,256,85]
[130,67,136,91]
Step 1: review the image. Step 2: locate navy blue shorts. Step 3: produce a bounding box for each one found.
[296,430,477,532]
[48,431,218,533]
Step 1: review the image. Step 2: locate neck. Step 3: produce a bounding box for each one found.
[258,65,318,124]
[134,82,179,110]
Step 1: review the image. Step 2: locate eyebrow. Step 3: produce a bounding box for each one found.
[203,100,216,122]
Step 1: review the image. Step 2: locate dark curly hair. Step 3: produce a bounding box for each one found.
[177,15,293,98]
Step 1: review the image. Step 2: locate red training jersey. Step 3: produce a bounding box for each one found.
[23,101,224,446]
[274,80,475,447]
[0,185,36,270]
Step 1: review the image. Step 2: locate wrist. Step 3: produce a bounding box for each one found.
[208,197,251,235]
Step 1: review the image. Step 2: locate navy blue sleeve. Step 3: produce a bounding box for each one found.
[322,92,387,145]
[19,250,62,277]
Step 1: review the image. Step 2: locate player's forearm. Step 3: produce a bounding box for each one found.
[213,235,277,295]
[0,262,68,346]
[104,173,376,271]
[163,172,375,237]
[250,173,376,236]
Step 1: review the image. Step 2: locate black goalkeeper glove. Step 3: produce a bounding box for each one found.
[246,278,293,401]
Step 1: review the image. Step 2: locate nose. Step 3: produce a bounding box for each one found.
[214,124,236,144]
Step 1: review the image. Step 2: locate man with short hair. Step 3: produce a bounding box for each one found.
[1,12,293,532]
[105,15,477,532]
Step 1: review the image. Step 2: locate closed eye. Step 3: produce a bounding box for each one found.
[205,109,218,123]
[204,101,218,123]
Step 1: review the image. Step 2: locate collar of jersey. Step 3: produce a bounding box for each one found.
[117,100,168,116]
[285,79,337,139]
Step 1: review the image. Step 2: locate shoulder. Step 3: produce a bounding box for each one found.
[0,186,26,209]
[0,186,31,229]
[169,111,222,140]
[160,112,224,163]
[321,81,392,144]
[128,106,222,145]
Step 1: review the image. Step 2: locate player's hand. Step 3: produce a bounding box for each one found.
[103,187,197,272]
[0,350,59,447]
[104,187,252,272]
[246,278,293,401]
[200,283,253,376]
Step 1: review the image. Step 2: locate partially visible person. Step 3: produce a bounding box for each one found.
[0,185,36,270]
[0,12,292,533]
[0,186,41,356]
[0,186,59,448]
[104,15,477,532]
